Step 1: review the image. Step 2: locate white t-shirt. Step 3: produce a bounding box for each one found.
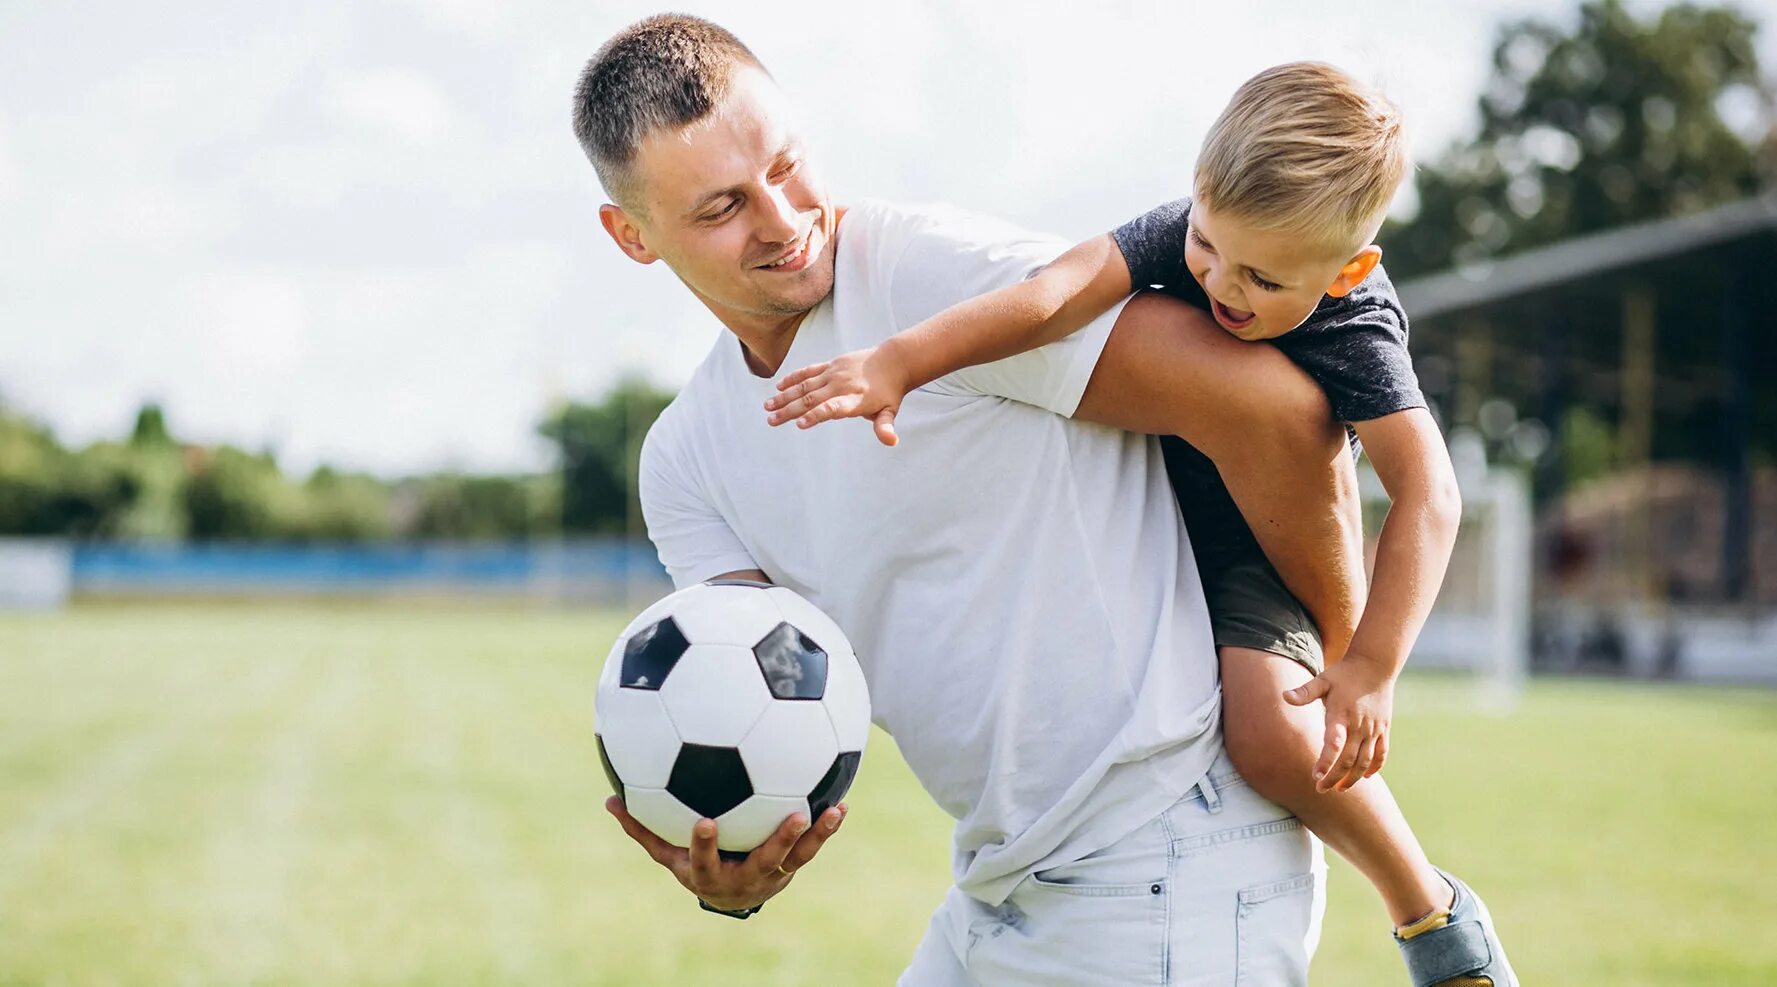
[639,199,1223,905]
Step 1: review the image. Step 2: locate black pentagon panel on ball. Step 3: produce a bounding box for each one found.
[667,744,754,820]
[620,616,690,690]
[807,750,862,822]
[752,622,828,700]
[595,734,624,801]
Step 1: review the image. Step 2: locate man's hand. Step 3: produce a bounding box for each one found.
[1283,654,1396,793]
[604,796,847,912]
[764,346,909,446]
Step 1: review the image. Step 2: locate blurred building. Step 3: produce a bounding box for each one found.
[1400,194,1777,679]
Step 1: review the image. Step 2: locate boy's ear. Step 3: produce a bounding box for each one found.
[1325,245,1382,298]
[600,203,660,265]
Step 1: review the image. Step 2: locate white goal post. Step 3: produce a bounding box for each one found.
[0,538,73,611]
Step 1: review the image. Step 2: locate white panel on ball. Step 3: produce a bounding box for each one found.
[715,794,811,854]
[821,651,872,753]
[740,701,839,797]
[658,644,774,746]
[667,583,787,648]
[623,787,702,848]
[593,687,684,789]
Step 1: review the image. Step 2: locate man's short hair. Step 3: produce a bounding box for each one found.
[572,14,766,209]
[1194,62,1409,255]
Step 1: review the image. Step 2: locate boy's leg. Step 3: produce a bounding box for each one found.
[1219,645,1449,927]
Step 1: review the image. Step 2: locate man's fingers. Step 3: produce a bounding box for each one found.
[775,362,828,394]
[873,409,898,447]
[747,812,812,880]
[687,818,721,889]
[606,796,681,869]
[1338,735,1378,791]
[1312,722,1347,789]
[783,803,847,871]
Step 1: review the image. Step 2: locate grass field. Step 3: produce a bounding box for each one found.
[1,602,1774,985]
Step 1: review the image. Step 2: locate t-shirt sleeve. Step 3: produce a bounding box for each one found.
[1279,300,1427,423]
[884,206,1130,418]
[1110,197,1192,289]
[637,416,757,589]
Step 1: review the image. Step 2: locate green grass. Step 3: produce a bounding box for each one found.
[1,602,1773,985]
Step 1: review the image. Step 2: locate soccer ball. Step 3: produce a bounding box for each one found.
[595,579,870,857]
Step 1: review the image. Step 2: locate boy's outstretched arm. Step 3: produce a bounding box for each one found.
[1286,407,1462,791]
[765,234,1131,444]
[1074,292,1367,667]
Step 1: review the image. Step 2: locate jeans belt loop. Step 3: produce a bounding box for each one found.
[1196,770,1223,814]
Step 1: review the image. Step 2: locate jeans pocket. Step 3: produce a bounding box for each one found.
[1027,870,1166,898]
[1235,872,1316,987]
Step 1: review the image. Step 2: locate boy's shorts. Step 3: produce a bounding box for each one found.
[1204,558,1326,676]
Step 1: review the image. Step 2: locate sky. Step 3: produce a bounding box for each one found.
[1,0,1770,476]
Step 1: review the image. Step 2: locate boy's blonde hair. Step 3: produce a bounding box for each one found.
[1195,62,1408,256]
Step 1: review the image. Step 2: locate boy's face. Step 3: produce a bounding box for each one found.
[600,67,839,328]
[1184,197,1380,341]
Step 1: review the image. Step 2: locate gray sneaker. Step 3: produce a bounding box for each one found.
[1394,868,1519,987]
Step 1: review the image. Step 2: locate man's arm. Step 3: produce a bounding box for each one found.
[1073,291,1366,659]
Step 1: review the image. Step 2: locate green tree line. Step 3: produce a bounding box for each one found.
[0,377,672,542]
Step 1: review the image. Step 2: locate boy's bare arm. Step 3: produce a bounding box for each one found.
[765,235,1131,443]
[1342,408,1462,674]
[1283,406,1462,792]
[1073,291,1366,657]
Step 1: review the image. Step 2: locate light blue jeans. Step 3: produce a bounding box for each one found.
[898,750,1325,986]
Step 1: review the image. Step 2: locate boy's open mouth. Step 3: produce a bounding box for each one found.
[1211,298,1256,331]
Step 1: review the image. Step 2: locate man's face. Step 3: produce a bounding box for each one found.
[606,68,837,326]
[1183,197,1370,341]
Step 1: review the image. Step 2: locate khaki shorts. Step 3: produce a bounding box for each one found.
[1203,559,1326,675]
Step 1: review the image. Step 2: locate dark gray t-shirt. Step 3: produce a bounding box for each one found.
[1110,197,1426,573]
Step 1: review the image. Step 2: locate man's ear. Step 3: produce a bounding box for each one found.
[1326,245,1382,298]
[600,203,659,265]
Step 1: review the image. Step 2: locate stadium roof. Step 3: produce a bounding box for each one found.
[1397,193,1777,320]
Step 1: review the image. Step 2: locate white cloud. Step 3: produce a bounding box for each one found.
[330,67,453,145]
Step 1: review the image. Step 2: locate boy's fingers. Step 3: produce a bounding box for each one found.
[1321,732,1362,793]
[1312,722,1347,789]
[1338,735,1378,791]
[775,363,828,393]
[873,410,898,447]
[1283,675,1330,707]
[1365,732,1389,778]
[797,397,860,429]
[768,386,832,425]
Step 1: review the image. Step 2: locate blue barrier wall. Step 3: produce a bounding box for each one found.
[70,541,669,595]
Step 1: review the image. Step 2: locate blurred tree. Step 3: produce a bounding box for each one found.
[405,473,555,540]
[129,403,174,448]
[183,446,300,540]
[538,377,674,535]
[1387,0,1773,277]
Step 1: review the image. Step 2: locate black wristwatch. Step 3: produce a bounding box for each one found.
[698,898,762,920]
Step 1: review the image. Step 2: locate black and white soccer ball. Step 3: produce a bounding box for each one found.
[595,579,870,856]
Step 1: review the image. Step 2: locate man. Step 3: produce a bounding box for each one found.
[576,15,1365,984]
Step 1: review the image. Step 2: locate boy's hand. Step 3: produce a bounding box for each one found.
[765,346,910,447]
[1283,654,1396,793]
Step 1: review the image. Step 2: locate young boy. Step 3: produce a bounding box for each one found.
[763,63,1517,986]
